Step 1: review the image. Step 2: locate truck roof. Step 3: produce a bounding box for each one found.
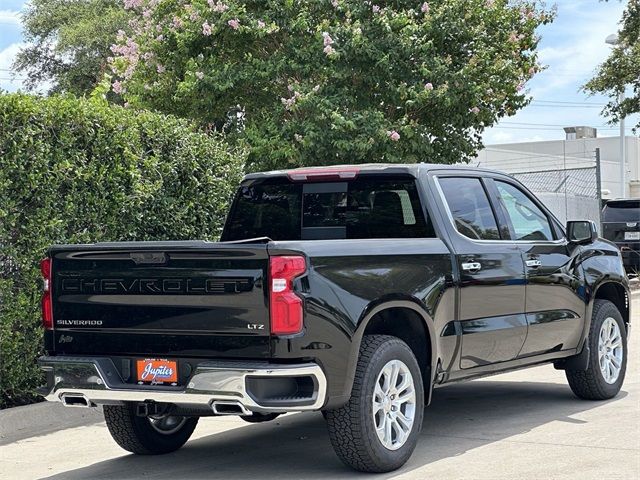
[242,163,504,181]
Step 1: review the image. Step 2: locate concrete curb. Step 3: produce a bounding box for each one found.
[0,401,103,446]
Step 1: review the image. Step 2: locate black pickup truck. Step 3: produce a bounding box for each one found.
[38,164,630,473]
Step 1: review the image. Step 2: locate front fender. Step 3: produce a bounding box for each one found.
[576,240,630,344]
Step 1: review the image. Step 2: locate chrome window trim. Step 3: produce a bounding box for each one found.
[433,174,566,246]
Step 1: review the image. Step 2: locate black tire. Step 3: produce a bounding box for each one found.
[324,335,425,473]
[566,299,628,400]
[240,413,281,423]
[103,403,198,455]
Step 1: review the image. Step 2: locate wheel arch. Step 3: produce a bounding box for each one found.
[345,298,437,406]
[593,281,630,329]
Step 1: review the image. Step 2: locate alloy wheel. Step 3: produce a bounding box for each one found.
[372,359,416,451]
[598,317,623,384]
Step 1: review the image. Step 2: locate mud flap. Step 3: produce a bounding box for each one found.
[554,342,590,371]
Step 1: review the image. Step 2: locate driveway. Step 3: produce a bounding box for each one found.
[2,294,638,480]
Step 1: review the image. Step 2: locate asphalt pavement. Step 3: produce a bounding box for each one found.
[1,294,638,480]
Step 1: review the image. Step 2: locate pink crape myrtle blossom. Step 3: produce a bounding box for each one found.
[508,32,518,43]
[387,130,400,141]
[209,1,229,12]
[322,32,334,47]
[323,45,335,55]
[202,22,212,35]
[425,82,433,90]
[421,2,429,13]
[469,106,480,114]
[112,80,124,94]
[485,0,495,7]
[172,16,183,29]
[110,37,140,79]
[157,64,165,73]
[124,0,142,10]
[281,91,302,110]
[228,19,240,30]
[372,5,380,13]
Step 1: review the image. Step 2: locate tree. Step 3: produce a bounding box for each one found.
[111,0,553,171]
[585,0,639,129]
[14,0,132,96]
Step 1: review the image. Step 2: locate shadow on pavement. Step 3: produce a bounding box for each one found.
[43,380,627,480]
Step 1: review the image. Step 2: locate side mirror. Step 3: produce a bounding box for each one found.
[567,220,598,245]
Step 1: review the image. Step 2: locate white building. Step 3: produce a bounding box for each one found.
[476,127,640,200]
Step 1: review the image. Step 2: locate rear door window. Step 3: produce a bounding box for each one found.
[438,177,501,240]
[222,176,433,241]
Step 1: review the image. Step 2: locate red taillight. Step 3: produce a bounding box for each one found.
[287,167,359,182]
[40,258,53,330]
[269,255,306,335]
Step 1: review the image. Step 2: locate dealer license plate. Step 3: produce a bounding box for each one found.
[137,358,178,385]
[624,231,640,241]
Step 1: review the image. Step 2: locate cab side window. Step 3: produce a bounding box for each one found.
[495,181,554,241]
[439,177,501,240]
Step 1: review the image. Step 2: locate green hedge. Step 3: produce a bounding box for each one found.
[0,94,245,407]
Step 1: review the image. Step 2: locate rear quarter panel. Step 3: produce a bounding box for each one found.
[268,239,455,408]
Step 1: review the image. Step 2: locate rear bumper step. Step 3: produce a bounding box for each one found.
[38,356,327,414]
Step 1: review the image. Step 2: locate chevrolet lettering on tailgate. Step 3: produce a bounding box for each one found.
[60,277,253,294]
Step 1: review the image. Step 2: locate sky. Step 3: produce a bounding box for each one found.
[0,0,637,145]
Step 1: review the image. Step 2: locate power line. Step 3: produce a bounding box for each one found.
[526,104,604,109]
[500,122,635,131]
[531,100,606,106]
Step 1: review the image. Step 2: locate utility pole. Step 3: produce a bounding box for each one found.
[619,90,626,198]
[595,148,603,234]
[606,33,626,198]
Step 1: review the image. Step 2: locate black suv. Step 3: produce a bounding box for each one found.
[602,199,640,275]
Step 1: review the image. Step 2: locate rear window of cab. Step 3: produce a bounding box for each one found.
[221,176,435,241]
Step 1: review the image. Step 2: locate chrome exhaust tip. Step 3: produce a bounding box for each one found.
[60,393,92,408]
[211,400,252,416]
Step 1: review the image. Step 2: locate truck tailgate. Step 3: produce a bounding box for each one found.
[49,241,270,358]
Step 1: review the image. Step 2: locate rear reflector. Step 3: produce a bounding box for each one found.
[287,167,359,182]
[40,258,53,330]
[269,256,306,335]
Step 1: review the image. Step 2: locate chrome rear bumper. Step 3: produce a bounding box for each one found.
[38,356,327,414]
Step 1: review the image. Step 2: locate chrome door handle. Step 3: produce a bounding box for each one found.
[461,262,481,272]
[525,259,541,268]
